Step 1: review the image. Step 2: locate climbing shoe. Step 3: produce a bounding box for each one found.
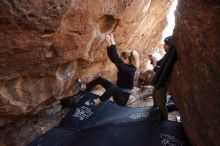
[85,99,96,106]
[75,78,87,92]
[75,78,83,87]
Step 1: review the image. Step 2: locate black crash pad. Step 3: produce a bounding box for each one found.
[29,93,191,146]
[28,127,79,146]
[72,122,161,146]
[160,120,191,146]
[60,93,162,130]
[30,121,191,146]
[167,97,177,112]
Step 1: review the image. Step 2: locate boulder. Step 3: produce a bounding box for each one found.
[0,0,171,125]
[171,0,220,145]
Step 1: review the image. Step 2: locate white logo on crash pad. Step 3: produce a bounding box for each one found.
[72,106,94,120]
[161,133,183,146]
[128,112,149,120]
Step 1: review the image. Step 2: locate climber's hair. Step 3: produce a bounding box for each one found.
[121,50,139,69]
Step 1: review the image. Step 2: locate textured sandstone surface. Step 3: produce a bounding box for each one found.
[0,0,171,125]
[171,0,220,146]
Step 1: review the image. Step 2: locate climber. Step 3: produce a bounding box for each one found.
[77,33,139,106]
[151,36,177,120]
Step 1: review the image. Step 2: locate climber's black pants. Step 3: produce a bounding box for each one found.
[86,77,130,106]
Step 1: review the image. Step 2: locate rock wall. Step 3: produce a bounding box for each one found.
[171,0,220,146]
[0,0,171,125]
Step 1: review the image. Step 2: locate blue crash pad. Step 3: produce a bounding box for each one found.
[59,93,162,130]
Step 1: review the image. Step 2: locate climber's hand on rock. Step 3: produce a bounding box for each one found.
[110,33,115,45]
[105,34,112,46]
